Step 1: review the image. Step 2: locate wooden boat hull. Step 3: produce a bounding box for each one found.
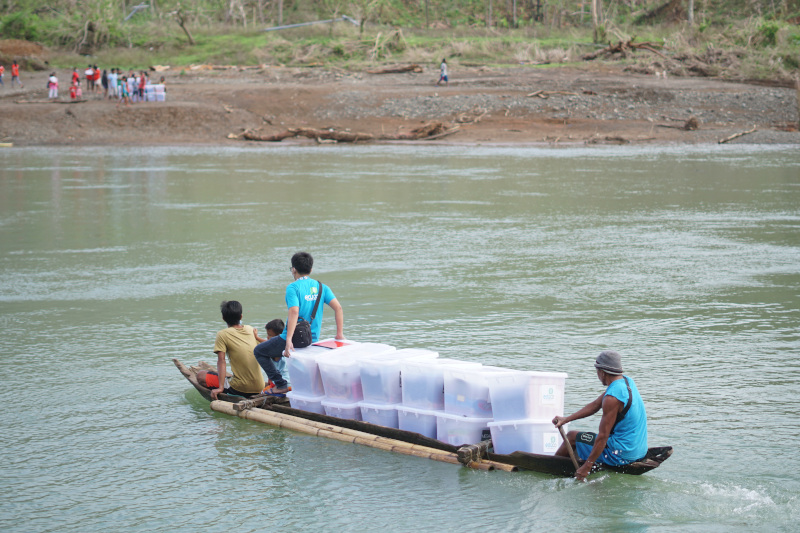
[174,358,671,476]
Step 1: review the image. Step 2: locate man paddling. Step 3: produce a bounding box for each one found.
[552,350,648,481]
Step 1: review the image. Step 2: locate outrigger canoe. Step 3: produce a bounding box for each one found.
[175,359,672,476]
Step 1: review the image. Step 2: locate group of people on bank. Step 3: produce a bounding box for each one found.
[202,251,647,479]
[41,65,166,103]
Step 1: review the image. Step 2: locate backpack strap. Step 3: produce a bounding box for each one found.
[294,281,324,322]
[309,281,323,321]
[610,376,633,435]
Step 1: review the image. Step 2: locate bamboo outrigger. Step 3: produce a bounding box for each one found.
[174,359,672,476]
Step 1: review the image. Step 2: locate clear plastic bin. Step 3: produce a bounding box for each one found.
[317,356,363,402]
[401,358,481,410]
[488,419,566,455]
[397,405,441,439]
[317,343,395,402]
[286,391,326,415]
[286,344,339,397]
[358,401,399,428]
[321,399,362,421]
[486,370,568,422]
[436,411,493,446]
[443,365,509,417]
[360,348,438,405]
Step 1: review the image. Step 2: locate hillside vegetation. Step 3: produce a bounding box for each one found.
[1,0,799,81]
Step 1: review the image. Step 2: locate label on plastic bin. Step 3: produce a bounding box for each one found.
[540,385,559,405]
[543,432,560,453]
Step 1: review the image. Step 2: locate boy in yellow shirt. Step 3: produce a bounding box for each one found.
[209,301,266,399]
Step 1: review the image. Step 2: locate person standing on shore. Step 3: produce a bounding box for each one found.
[101,69,109,98]
[0,64,4,87]
[11,61,23,88]
[48,72,58,99]
[107,68,117,99]
[436,58,448,87]
[85,65,95,93]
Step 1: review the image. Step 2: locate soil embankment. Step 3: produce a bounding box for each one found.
[1,64,798,146]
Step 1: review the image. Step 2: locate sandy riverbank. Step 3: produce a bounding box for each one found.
[1,64,799,146]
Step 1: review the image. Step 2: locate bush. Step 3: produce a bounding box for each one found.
[757,21,781,46]
[0,11,42,42]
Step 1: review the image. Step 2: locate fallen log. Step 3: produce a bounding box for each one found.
[381,122,459,141]
[582,39,667,61]
[291,127,373,142]
[526,90,580,98]
[243,130,294,142]
[718,126,757,144]
[656,116,699,131]
[15,99,89,104]
[367,64,423,74]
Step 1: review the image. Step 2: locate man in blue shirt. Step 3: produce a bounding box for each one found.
[254,252,345,394]
[552,350,648,481]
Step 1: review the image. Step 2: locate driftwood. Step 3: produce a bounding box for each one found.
[381,122,459,140]
[367,64,422,74]
[15,99,89,104]
[587,135,630,145]
[718,126,757,144]
[243,128,373,143]
[656,116,700,131]
[582,39,668,62]
[526,90,580,98]
[242,122,459,143]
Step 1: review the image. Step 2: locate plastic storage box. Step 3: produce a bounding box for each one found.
[317,343,396,402]
[486,370,568,422]
[436,411,493,446]
[443,365,509,418]
[360,348,438,405]
[286,344,341,397]
[400,358,481,410]
[321,399,362,421]
[397,405,440,439]
[286,391,326,415]
[358,401,399,428]
[488,419,566,455]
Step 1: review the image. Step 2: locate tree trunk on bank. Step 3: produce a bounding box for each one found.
[592,0,599,42]
[688,0,694,24]
[278,0,283,25]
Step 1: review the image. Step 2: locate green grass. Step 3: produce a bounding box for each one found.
[36,18,800,81]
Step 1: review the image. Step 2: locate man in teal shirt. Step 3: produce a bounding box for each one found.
[553,350,648,480]
[254,252,345,393]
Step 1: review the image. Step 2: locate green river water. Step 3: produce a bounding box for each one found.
[1,144,799,532]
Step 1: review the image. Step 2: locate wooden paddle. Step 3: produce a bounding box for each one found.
[558,424,581,472]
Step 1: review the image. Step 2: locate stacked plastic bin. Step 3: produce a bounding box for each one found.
[486,370,568,455]
[357,348,439,428]
[286,339,358,414]
[396,359,481,440]
[316,343,396,421]
[436,366,511,446]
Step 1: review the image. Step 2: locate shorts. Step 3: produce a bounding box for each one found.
[439,75,448,82]
[575,432,634,466]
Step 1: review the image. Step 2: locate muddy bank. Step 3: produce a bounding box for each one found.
[1,64,798,146]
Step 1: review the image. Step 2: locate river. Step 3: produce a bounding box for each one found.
[1,144,798,532]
